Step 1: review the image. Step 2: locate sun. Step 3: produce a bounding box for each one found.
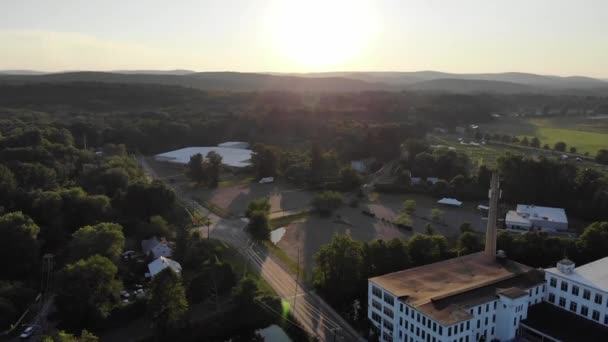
[267,0,376,70]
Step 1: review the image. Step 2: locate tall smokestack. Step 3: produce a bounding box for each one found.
[485,172,500,258]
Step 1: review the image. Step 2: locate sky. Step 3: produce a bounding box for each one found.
[0,0,607,77]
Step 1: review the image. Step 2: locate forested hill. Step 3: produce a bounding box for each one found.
[1,70,608,95]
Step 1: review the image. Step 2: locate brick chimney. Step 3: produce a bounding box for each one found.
[485,172,500,258]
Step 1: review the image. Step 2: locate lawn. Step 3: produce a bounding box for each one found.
[523,126,607,155]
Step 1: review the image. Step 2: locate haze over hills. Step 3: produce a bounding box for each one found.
[0,70,606,95]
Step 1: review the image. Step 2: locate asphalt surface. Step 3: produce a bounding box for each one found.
[139,157,365,342]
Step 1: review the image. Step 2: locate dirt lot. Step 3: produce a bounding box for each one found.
[276,192,487,274]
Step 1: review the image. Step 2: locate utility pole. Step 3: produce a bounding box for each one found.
[293,247,300,312]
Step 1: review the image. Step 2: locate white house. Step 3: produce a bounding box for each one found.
[437,198,463,207]
[141,237,173,259]
[505,205,568,232]
[147,256,182,278]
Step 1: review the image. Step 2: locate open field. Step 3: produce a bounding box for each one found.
[478,116,608,155]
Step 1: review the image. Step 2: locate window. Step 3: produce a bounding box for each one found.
[383,307,394,318]
[383,320,394,331]
[477,320,480,328]
[559,297,566,307]
[433,322,437,332]
[592,310,600,321]
[400,303,404,312]
[492,314,496,323]
[570,302,577,312]
[486,303,489,312]
[372,299,382,311]
[572,285,579,296]
[427,319,431,329]
[439,326,442,335]
[399,317,402,326]
[372,286,382,298]
[561,281,568,292]
[485,317,488,325]
[372,312,382,323]
[466,321,469,329]
[595,294,603,305]
[583,290,591,300]
[491,327,495,335]
[604,315,608,325]
[384,293,395,305]
[581,305,589,317]
[550,278,557,287]
[448,327,451,337]
[536,287,539,295]
[513,317,517,326]
[478,307,481,315]
[494,301,497,309]
[529,290,532,297]
[406,306,409,315]
[422,317,426,325]
[548,293,555,303]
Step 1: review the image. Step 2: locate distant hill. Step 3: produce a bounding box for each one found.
[0,70,47,75]
[0,71,393,92]
[406,78,537,94]
[0,70,606,94]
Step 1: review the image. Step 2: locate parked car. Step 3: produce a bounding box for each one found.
[20,326,35,339]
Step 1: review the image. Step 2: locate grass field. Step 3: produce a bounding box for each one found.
[479,116,608,155]
[525,127,607,155]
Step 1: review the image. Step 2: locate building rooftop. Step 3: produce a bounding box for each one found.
[370,252,544,325]
[545,256,608,292]
[522,302,608,342]
[505,210,533,227]
[155,146,253,168]
[516,204,568,224]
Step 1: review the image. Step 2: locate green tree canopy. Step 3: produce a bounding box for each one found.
[312,191,343,216]
[42,330,98,342]
[56,255,122,326]
[247,210,270,241]
[408,234,447,266]
[232,276,258,309]
[459,232,482,255]
[554,141,567,152]
[70,222,125,262]
[148,268,189,334]
[251,144,278,178]
[0,212,40,279]
[245,198,271,218]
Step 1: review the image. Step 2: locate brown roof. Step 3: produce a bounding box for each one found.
[498,287,529,299]
[370,252,545,325]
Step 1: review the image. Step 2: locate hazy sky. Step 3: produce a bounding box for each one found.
[1,0,607,77]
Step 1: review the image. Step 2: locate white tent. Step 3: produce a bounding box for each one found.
[437,198,463,207]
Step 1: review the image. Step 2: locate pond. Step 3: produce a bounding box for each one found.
[258,324,292,341]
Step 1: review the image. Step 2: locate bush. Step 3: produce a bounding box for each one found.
[312,191,343,216]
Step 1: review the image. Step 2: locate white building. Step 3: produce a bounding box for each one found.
[147,256,182,278]
[155,146,252,168]
[368,252,545,342]
[141,237,173,259]
[505,205,568,232]
[544,257,608,326]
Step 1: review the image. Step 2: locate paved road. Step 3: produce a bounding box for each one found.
[139,157,365,342]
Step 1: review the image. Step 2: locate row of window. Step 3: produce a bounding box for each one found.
[548,293,607,322]
[550,277,605,305]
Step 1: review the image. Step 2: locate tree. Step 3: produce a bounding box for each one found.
[56,255,122,326]
[310,142,324,186]
[577,222,608,262]
[313,235,363,304]
[339,166,362,190]
[520,137,530,146]
[148,268,189,334]
[232,276,258,308]
[187,153,206,184]
[312,191,343,216]
[247,210,270,240]
[42,330,98,342]
[206,151,222,187]
[0,165,16,207]
[70,223,125,262]
[595,149,608,165]
[245,198,271,218]
[0,212,39,279]
[135,215,173,240]
[569,147,577,154]
[403,200,416,214]
[251,144,278,178]
[459,232,482,255]
[554,141,567,152]
[408,234,446,266]
[530,137,541,148]
[424,223,434,235]
[459,222,472,234]
[543,144,551,149]
[121,180,175,220]
[430,208,444,223]
[430,180,449,197]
